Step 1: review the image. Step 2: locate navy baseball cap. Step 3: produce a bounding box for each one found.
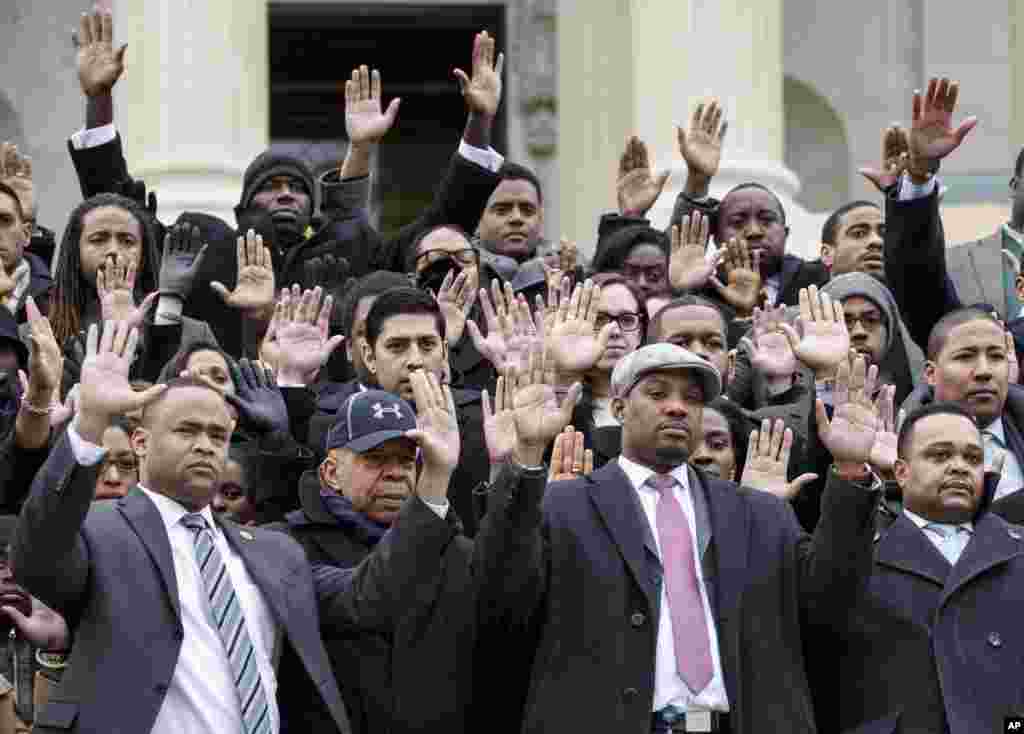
[326,390,417,453]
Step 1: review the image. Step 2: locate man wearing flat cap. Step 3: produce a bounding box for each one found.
[271,389,477,734]
[475,343,887,734]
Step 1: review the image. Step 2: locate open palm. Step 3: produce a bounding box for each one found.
[910,78,977,162]
[345,66,400,146]
[453,31,504,117]
[76,11,126,97]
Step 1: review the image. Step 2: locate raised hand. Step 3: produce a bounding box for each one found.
[548,426,594,483]
[710,237,762,315]
[467,279,538,374]
[223,359,288,435]
[909,77,977,173]
[868,384,898,475]
[264,285,344,386]
[669,212,722,292]
[0,142,34,222]
[453,30,504,118]
[49,383,80,429]
[97,255,157,330]
[740,418,818,500]
[546,279,615,374]
[23,297,62,408]
[482,369,519,463]
[159,224,208,301]
[301,254,351,295]
[511,345,582,466]
[616,136,671,217]
[678,99,728,192]
[345,65,401,147]
[211,229,276,315]
[0,596,70,652]
[815,355,882,470]
[859,125,910,193]
[75,9,127,97]
[77,321,167,443]
[435,268,478,345]
[558,237,578,276]
[779,286,851,378]
[749,305,797,371]
[406,369,461,481]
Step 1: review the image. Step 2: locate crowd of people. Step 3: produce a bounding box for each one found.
[0,8,1021,734]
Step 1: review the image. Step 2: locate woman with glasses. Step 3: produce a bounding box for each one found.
[93,416,139,500]
[566,274,647,469]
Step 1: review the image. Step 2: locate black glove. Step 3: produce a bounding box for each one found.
[227,359,289,436]
[158,224,208,301]
[302,254,351,294]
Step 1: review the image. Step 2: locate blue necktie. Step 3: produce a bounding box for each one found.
[181,513,271,734]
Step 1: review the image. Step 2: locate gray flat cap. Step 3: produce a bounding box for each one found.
[610,343,722,401]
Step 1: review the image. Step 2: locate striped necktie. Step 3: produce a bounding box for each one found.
[181,513,271,734]
[647,473,714,694]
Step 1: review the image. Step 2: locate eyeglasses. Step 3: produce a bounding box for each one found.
[99,457,138,476]
[595,312,641,332]
[415,248,478,269]
[844,312,884,331]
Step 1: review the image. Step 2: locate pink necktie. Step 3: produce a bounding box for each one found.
[648,473,714,694]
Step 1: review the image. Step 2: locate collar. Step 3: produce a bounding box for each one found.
[137,484,218,536]
[1003,222,1024,249]
[982,417,1007,444]
[903,506,973,534]
[618,454,691,494]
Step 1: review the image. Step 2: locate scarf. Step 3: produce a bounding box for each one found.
[3,259,30,314]
[319,491,390,546]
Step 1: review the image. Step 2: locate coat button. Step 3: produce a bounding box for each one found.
[623,687,638,700]
[630,612,646,627]
[1009,529,1022,541]
[988,632,1003,647]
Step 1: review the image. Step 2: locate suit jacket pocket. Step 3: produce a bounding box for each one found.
[34,699,78,729]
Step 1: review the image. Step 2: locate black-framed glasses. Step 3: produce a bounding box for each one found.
[595,312,642,332]
[844,312,884,332]
[99,457,138,476]
[415,248,479,269]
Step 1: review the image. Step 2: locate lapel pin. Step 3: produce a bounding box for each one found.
[240,530,254,541]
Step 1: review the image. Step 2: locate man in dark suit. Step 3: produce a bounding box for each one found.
[475,342,882,733]
[274,388,475,734]
[10,321,462,733]
[818,401,1024,733]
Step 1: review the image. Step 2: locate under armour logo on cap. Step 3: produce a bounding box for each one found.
[325,390,417,454]
[372,402,403,420]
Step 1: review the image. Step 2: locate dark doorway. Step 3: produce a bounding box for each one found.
[269,3,506,238]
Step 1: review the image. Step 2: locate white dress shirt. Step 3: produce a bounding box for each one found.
[67,422,281,734]
[980,418,1024,500]
[617,456,730,713]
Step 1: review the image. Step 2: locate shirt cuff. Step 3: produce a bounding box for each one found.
[155,296,183,325]
[897,172,938,201]
[69,124,117,151]
[421,497,450,519]
[67,420,107,466]
[458,139,504,173]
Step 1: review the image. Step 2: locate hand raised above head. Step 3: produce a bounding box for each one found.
[345,65,401,147]
[859,125,910,193]
[669,213,721,292]
[908,77,977,175]
[77,321,166,443]
[263,284,344,386]
[453,30,504,118]
[677,99,728,183]
[778,286,850,379]
[546,279,615,375]
[75,9,127,97]
[617,136,670,218]
[511,343,581,466]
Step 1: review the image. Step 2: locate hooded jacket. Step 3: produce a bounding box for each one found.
[822,272,925,406]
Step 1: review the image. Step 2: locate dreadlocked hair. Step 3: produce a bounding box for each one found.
[51,193,160,347]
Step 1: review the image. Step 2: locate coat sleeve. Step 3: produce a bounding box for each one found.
[66,132,141,202]
[377,149,501,272]
[794,470,879,622]
[883,189,961,351]
[314,495,459,635]
[9,433,95,619]
[0,425,52,516]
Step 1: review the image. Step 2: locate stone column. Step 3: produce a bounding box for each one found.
[114,0,268,226]
[558,0,818,258]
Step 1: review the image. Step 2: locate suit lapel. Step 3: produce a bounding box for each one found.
[217,519,298,628]
[875,514,950,587]
[117,487,181,621]
[940,513,1024,609]
[586,463,659,611]
[777,255,804,305]
[700,473,748,625]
